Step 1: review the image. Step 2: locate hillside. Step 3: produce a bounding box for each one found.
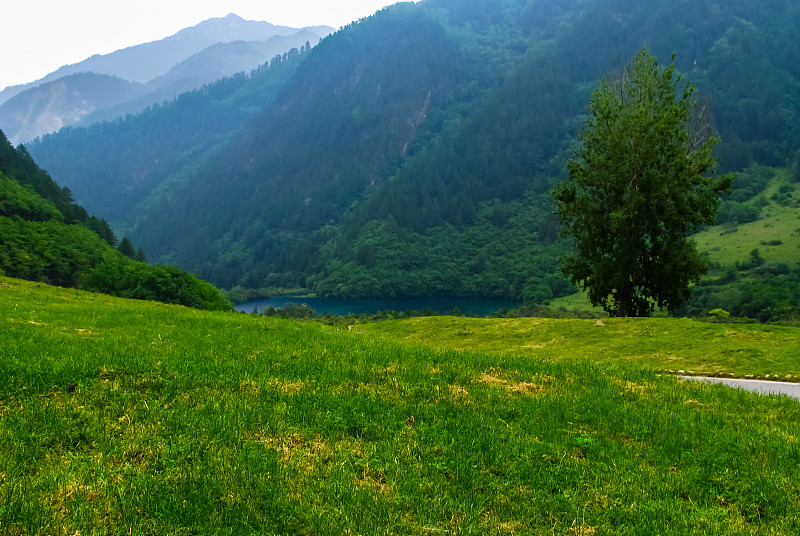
[27,0,800,314]
[695,170,800,267]
[2,277,800,534]
[676,166,800,321]
[0,130,230,310]
[360,315,800,377]
[28,50,308,228]
[0,129,113,234]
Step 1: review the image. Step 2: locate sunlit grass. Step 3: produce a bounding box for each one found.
[689,176,800,268]
[2,277,800,534]
[360,315,800,378]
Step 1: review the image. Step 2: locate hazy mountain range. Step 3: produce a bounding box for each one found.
[0,13,332,143]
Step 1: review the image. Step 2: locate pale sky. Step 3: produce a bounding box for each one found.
[0,0,402,90]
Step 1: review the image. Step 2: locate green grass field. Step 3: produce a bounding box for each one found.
[360,316,800,379]
[694,177,800,268]
[2,277,800,535]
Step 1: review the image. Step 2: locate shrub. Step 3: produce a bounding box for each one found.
[716,200,761,224]
[708,308,730,320]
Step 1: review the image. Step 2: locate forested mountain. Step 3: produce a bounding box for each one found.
[0,129,115,242]
[0,14,331,143]
[0,130,230,310]
[29,49,309,227]
[27,0,800,314]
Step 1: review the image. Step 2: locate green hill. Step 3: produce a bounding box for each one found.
[360,315,800,378]
[2,277,799,534]
[678,168,800,321]
[695,172,800,267]
[0,131,230,310]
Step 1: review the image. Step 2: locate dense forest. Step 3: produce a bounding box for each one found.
[27,0,800,320]
[26,47,309,228]
[0,132,231,310]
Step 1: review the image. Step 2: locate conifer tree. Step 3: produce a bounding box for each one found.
[134,247,147,264]
[551,49,734,316]
[118,237,136,259]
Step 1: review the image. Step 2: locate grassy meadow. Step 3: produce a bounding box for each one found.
[694,176,800,268]
[2,276,800,535]
[360,316,800,379]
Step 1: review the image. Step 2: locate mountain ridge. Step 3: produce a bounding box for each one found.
[74,31,324,128]
[0,14,332,143]
[0,13,331,98]
[0,73,147,143]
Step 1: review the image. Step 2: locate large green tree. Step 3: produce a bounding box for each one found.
[551,49,734,317]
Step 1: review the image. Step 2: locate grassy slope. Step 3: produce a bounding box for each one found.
[694,178,800,267]
[548,290,605,313]
[360,316,800,378]
[2,277,800,535]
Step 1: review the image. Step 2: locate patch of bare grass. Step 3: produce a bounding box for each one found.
[473,368,553,396]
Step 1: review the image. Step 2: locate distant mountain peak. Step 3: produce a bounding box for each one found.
[0,15,332,100]
[0,14,333,142]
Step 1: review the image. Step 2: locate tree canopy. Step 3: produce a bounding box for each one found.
[551,49,734,317]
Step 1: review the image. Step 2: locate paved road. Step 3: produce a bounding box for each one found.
[682,376,800,400]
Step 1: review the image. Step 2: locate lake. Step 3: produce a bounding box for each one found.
[234,295,519,317]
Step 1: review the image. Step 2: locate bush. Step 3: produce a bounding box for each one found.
[260,302,316,318]
[82,258,232,311]
[737,249,766,271]
[727,164,775,202]
[771,192,792,206]
[708,308,730,320]
[228,285,273,303]
[716,200,761,225]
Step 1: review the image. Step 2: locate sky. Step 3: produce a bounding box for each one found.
[0,0,401,90]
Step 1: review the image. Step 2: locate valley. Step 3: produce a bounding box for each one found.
[2,2,800,531]
[14,0,799,323]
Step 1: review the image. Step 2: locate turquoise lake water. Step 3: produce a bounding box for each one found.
[234,295,519,317]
